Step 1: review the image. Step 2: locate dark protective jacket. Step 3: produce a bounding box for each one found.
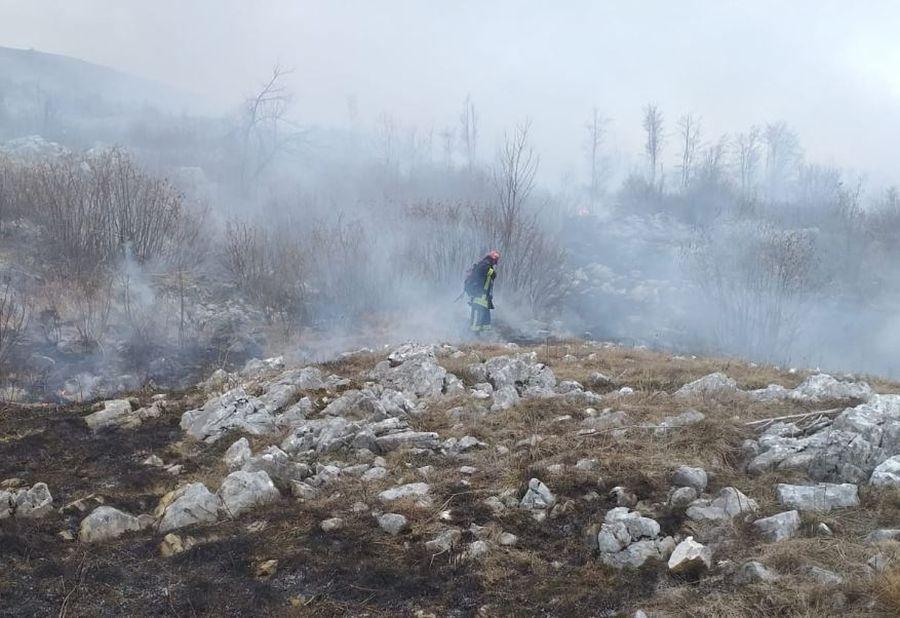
[467,257,497,308]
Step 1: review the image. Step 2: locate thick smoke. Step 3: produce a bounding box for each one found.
[0,4,899,402]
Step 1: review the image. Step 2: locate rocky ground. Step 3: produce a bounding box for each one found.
[2,340,900,617]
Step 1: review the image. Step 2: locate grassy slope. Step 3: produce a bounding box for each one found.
[1,341,899,617]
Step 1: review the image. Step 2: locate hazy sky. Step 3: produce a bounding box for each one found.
[1,0,898,185]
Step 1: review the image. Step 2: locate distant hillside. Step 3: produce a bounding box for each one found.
[0,46,209,145]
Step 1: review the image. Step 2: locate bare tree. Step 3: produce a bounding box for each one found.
[733,126,762,198]
[492,120,539,251]
[239,63,295,193]
[376,112,398,169]
[677,113,702,189]
[642,103,664,190]
[459,95,478,171]
[763,121,800,201]
[584,107,610,207]
[696,134,729,186]
[0,283,27,374]
[439,126,455,169]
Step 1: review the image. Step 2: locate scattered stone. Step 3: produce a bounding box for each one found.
[459,466,477,475]
[79,506,142,543]
[290,480,318,500]
[378,482,431,506]
[466,540,490,560]
[775,483,859,512]
[143,455,165,467]
[672,466,708,492]
[686,487,758,522]
[520,478,556,510]
[816,523,834,537]
[868,553,890,573]
[581,410,626,431]
[378,513,408,535]
[491,385,520,412]
[753,510,801,542]
[13,483,53,519]
[669,486,698,509]
[655,409,706,434]
[160,533,195,557]
[865,529,900,544]
[596,508,674,569]
[218,470,280,517]
[155,482,219,532]
[589,372,612,387]
[668,536,712,574]
[498,532,518,546]
[674,373,738,398]
[805,565,843,586]
[83,399,134,431]
[224,437,252,470]
[610,486,637,508]
[254,559,278,579]
[870,455,900,487]
[576,458,600,471]
[733,560,777,584]
[320,517,344,532]
[425,529,462,553]
[361,466,388,482]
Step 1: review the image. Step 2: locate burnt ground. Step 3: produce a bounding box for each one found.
[0,400,653,617]
[1,343,900,617]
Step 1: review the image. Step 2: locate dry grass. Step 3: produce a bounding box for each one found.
[4,340,899,616]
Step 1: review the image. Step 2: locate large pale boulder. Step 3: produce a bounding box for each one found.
[674,373,738,398]
[155,483,220,532]
[224,437,252,470]
[79,506,142,543]
[84,399,135,430]
[668,536,712,574]
[775,483,859,512]
[870,455,900,487]
[753,510,801,542]
[672,466,708,492]
[217,470,280,517]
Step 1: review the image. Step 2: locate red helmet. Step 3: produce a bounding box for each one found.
[487,250,500,264]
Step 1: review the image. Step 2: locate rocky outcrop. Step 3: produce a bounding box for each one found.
[596,507,675,569]
[775,483,859,512]
[748,394,900,484]
[1,482,54,519]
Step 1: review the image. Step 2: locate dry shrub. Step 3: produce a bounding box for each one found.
[223,220,307,328]
[878,566,900,613]
[0,282,28,373]
[17,149,189,285]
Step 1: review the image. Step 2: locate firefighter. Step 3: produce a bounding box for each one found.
[464,250,499,334]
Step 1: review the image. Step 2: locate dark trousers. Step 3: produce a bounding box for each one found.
[470,303,492,332]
